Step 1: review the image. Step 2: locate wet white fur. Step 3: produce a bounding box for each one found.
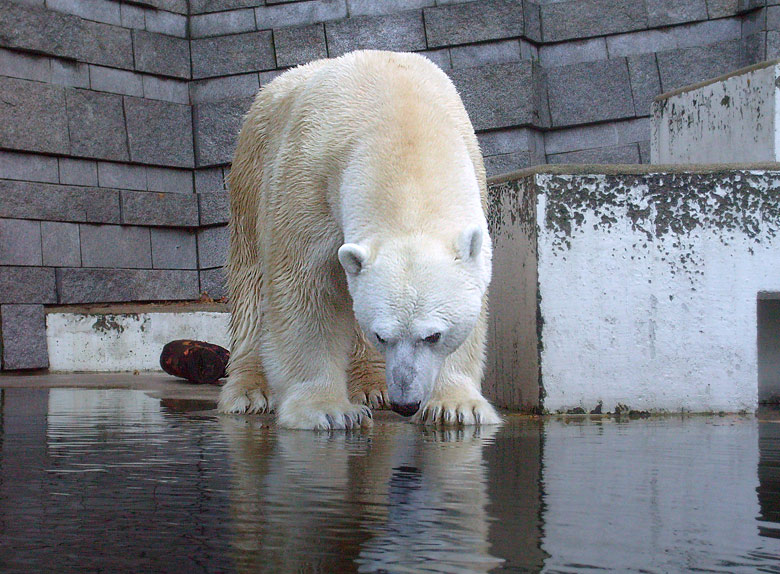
[219,50,501,429]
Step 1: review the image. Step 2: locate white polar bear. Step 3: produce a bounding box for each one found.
[218,50,501,430]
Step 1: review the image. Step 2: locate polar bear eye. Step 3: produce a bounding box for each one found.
[375,333,387,345]
[424,332,441,344]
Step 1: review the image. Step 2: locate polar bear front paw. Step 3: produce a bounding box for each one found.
[218,386,272,414]
[277,401,373,430]
[413,397,502,426]
[350,388,390,410]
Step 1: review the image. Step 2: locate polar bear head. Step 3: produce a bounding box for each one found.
[338,225,491,416]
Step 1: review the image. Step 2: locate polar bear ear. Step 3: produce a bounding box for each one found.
[338,243,369,276]
[456,225,483,261]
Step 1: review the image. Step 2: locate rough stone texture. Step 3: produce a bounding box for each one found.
[424,0,524,48]
[144,9,187,37]
[89,65,143,97]
[41,221,81,267]
[0,47,50,82]
[151,228,198,269]
[347,0,434,16]
[66,89,129,161]
[124,97,195,168]
[606,19,742,58]
[546,59,635,127]
[51,59,89,88]
[132,30,191,79]
[58,158,98,187]
[0,266,56,304]
[191,0,260,14]
[656,39,746,92]
[197,225,229,269]
[0,151,59,183]
[0,78,69,155]
[449,61,548,130]
[0,218,42,266]
[142,76,190,105]
[449,39,522,69]
[274,24,328,68]
[628,53,662,117]
[541,0,649,42]
[523,0,542,42]
[190,74,260,103]
[56,268,200,304]
[544,118,650,156]
[255,0,347,30]
[547,143,641,164]
[121,190,199,227]
[0,305,48,370]
[646,0,709,27]
[539,37,608,68]
[199,267,227,299]
[47,0,121,26]
[0,181,120,224]
[146,167,194,194]
[79,224,152,269]
[191,31,275,79]
[97,162,147,191]
[190,8,256,38]
[484,151,534,177]
[199,192,231,226]
[192,98,254,167]
[707,0,740,17]
[325,10,426,56]
[194,168,227,195]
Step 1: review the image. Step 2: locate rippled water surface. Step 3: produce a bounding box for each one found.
[1,386,779,573]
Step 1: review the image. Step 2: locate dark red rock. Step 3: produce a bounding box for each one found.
[160,339,229,384]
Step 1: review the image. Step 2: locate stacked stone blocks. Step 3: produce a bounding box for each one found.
[1,0,779,370]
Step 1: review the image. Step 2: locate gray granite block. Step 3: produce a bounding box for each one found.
[121,190,199,227]
[0,218,42,266]
[190,74,260,103]
[132,30,190,79]
[59,158,99,187]
[41,221,81,267]
[706,0,739,17]
[190,8,256,38]
[638,140,650,163]
[89,65,144,97]
[656,39,745,93]
[646,0,708,27]
[547,143,641,164]
[541,0,648,42]
[47,0,121,26]
[769,5,780,29]
[606,19,741,58]
[523,0,541,42]
[424,0,524,48]
[450,40,522,69]
[0,181,120,224]
[193,97,254,167]
[255,0,347,30]
[0,77,69,155]
[484,151,534,178]
[199,267,226,299]
[274,23,327,68]
[326,10,426,57]
[197,225,229,269]
[546,59,635,127]
[79,19,134,69]
[124,97,194,168]
[0,266,56,304]
[544,123,619,155]
[449,61,547,131]
[199,191,230,226]
[144,9,187,37]
[0,47,50,82]
[768,31,780,58]
[56,268,200,303]
[66,89,129,161]
[347,0,433,16]
[143,0,188,14]
[628,53,661,117]
[120,2,145,28]
[194,168,227,194]
[742,7,767,37]
[97,162,147,190]
[151,228,197,269]
[191,0,260,14]
[146,167,193,194]
[50,59,89,88]
[141,76,189,104]
[478,127,544,157]
[80,224,152,268]
[191,31,275,79]
[420,48,451,70]
[0,304,48,370]
[0,151,59,183]
[539,37,608,68]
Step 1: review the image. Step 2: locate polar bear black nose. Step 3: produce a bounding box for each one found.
[391,401,420,417]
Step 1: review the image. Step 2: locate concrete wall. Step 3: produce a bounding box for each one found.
[2,0,779,370]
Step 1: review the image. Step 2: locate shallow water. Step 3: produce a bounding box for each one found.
[0,386,779,573]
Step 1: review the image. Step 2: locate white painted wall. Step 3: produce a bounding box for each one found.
[47,311,230,372]
[535,172,780,413]
[651,62,780,163]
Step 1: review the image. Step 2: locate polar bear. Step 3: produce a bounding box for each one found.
[218,50,501,430]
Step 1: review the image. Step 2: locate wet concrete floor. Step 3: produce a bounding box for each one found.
[0,373,779,573]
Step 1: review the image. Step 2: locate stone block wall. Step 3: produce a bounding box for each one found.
[0,0,777,370]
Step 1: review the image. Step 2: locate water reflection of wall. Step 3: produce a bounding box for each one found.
[540,418,764,573]
[758,421,780,538]
[220,419,533,573]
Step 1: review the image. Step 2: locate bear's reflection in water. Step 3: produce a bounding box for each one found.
[219,418,507,573]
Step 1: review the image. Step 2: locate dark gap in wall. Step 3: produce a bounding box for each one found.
[758,295,780,403]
